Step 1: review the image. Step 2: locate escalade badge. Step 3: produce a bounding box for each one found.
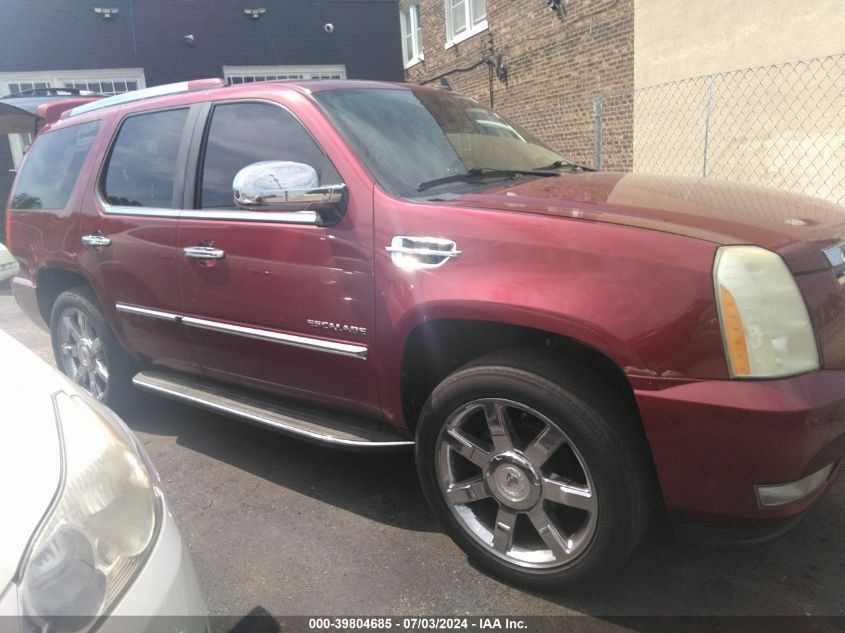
[307,319,368,335]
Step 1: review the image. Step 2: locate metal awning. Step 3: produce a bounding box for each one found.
[0,95,102,135]
[0,97,49,134]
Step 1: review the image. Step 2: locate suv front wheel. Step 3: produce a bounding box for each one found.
[50,286,134,406]
[415,349,653,590]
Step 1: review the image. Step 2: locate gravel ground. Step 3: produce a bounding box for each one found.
[1,282,843,631]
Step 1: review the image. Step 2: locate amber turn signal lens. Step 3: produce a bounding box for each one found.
[718,284,751,376]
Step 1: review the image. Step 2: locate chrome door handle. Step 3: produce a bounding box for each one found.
[183,245,225,260]
[81,234,111,248]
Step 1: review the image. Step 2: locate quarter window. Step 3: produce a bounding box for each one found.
[400,5,423,67]
[103,109,189,208]
[445,0,486,46]
[11,121,100,210]
[199,102,340,209]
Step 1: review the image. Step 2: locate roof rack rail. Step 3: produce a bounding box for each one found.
[68,78,226,117]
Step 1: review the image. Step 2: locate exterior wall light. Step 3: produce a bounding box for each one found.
[244,8,267,19]
[94,7,119,18]
[545,0,564,17]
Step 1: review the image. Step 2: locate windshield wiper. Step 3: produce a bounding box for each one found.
[418,167,558,192]
[533,160,595,172]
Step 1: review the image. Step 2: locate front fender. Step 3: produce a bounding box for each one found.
[373,190,727,426]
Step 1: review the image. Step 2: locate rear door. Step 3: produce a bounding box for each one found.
[82,105,201,373]
[176,99,379,415]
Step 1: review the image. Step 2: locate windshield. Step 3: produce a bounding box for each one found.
[313,88,568,198]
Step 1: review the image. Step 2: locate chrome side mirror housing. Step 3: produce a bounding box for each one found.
[232,161,347,223]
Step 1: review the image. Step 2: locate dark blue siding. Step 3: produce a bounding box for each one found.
[0,0,404,84]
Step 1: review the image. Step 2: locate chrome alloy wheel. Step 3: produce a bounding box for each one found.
[436,398,598,569]
[57,307,110,400]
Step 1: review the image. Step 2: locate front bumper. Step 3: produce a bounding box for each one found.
[636,370,845,528]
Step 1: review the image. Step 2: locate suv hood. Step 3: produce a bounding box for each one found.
[0,332,64,592]
[450,172,845,273]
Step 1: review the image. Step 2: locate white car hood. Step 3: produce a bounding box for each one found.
[0,243,15,266]
[0,332,65,592]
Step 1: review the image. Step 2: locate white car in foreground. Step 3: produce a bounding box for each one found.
[0,242,18,283]
[0,331,207,633]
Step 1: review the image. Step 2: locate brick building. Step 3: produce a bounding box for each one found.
[398,0,635,168]
[396,0,844,207]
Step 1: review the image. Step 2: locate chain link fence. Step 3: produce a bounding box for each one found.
[506,53,845,206]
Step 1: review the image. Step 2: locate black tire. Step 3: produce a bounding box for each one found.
[50,285,135,406]
[415,348,653,591]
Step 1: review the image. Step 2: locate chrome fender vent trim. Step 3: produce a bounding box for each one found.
[386,236,461,270]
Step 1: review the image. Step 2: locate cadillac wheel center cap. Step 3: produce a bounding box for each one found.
[485,452,542,510]
[78,341,94,369]
[495,465,528,502]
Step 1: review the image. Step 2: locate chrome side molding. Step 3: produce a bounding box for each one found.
[115,304,180,321]
[115,303,368,359]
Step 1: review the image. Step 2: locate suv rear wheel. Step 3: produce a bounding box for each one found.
[415,349,652,590]
[50,286,134,405]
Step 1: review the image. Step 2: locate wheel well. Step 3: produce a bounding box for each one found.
[400,319,639,435]
[400,319,666,516]
[36,268,90,324]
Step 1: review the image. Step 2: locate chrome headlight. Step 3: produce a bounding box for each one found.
[714,245,820,378]
[18,392,161,633]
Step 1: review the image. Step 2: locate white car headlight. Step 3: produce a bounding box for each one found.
[714,245,820,378]
[18,392,161,633]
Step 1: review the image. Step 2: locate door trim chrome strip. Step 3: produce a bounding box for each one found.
[115,303,368,359]
[98,202,318,224]
[180,315,367,359]
[180,209,318,224]
[101,205,183,218]
[115,303,181,321]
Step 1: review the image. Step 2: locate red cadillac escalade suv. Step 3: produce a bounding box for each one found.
[4,78,844,589]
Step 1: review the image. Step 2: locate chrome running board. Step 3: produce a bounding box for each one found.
[132,370,414,452]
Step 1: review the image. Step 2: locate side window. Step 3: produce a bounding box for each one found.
[12,121,100,210]
[400,4,423,67]
[199,102,341,209]
[103,108,189,208]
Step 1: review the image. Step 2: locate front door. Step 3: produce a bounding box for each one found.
[176,100,378,415]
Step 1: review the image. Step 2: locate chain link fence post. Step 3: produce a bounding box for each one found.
[702,74,713,178]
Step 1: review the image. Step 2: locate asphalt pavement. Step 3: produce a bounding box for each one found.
[1,282,843,630]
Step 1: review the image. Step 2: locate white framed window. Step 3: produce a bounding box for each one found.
[444,0,487,48]
[400,4,424,68]
[0,68,146,170]
[223,65,347,84]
